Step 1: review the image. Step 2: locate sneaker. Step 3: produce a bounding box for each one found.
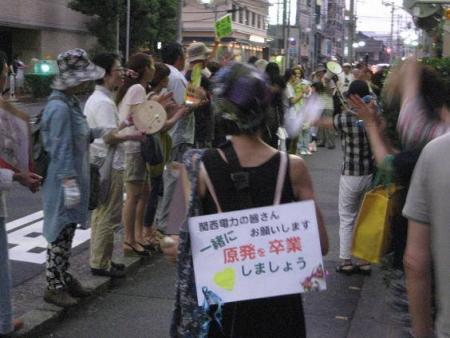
[300,150,308,156]
[111,261,126,271]
[91,266,126,278]
[44,288,78,307]
[66,278,93,298]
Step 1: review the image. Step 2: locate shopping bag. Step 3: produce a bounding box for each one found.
[351,184,402,264]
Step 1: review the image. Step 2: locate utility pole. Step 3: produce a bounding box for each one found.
[116,17,120,54]
[176,0,183,43]
[389,3,395,63]
[125,0,130,62]
[286,0,291,69]
[282,0,287,72]
[347,0,355,64]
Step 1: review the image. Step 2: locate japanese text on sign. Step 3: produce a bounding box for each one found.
[189,200,326,305]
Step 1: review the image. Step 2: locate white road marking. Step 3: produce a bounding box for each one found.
[6,212,91,265]
[6,210,43,232]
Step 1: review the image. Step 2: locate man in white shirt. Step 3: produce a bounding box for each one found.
[338,63,354,94]
[84,53,144,278]
[157,43,192,235]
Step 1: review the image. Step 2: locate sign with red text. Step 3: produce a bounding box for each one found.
[189,200,326,305]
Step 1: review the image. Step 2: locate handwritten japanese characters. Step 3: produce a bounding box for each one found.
[189,200,326,305]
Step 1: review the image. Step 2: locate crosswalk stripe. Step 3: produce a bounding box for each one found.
[6,210,44,232]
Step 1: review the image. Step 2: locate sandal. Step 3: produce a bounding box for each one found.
[336,263,355,275]
[355,263,372,275]
[137,241,160,253]
[123,242,151,257]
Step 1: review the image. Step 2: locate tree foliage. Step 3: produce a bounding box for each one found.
[68,0,177,54]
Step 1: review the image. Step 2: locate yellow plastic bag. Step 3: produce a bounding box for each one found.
[352,184,402,264]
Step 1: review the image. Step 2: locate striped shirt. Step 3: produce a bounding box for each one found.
[333,112,374,176]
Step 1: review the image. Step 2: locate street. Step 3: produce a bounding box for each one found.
[4,107,403,337]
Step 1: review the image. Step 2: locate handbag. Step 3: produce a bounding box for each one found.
[351,168,403,264]
[141,134,164,166]
[88,147,115,210]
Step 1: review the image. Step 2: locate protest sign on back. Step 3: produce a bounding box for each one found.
[189,200,326,305]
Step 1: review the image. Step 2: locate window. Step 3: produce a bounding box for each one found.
[239,7,244,24]
[252,12,256,27]
[232,5,237,22]
[246,9,250,25]
[257,15,261,29]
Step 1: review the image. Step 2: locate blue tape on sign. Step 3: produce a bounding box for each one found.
[199,287,224,338]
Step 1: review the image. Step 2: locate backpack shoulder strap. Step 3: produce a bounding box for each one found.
[219,142,253,209]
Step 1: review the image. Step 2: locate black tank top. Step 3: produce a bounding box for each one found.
[201,146,296,214]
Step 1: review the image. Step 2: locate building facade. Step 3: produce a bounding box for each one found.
[0,0,95,64]
[353,32,389,64]
[182,0,270,62]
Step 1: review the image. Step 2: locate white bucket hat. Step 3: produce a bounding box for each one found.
[186,42,211,64]
[51,48,105,90]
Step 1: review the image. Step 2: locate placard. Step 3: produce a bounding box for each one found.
[0,105,30,172]
[215,14,233,39]
[189,200,326,306]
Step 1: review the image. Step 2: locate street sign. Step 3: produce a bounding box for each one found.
[215,14,233,39]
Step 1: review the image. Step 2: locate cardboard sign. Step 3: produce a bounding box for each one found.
[0,104,30,172]
[215,14,233,39]
[189,200,326,305]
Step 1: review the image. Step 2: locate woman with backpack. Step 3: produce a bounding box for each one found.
[163,63,329,337]
[40,49,106,307]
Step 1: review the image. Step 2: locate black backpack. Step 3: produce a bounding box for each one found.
[31,111,49,178]
[31,97,66,179]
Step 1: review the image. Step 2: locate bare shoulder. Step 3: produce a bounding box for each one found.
[288,154,308,178]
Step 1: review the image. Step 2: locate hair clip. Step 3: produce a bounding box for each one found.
[125,69,139,79]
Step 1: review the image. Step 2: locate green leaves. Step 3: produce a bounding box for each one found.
[68,0,177,53]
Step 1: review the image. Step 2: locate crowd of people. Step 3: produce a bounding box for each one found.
[0,43,449,338]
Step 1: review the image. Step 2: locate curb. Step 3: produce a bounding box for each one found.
[15,255,146,338]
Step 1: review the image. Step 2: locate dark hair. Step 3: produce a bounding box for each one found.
[206,61,221,77]
[92,53,120,85]
[284,68,295,83]
[311,81,326,95]
[265,62,285,89]
[0,51,6,71]
[150,62,170,88]
[213,62,272,136]
[347,80,370,98]
[161,43,184,65]
[116,53,152,105]
[420,65,449,118]
[248,56,258,65]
